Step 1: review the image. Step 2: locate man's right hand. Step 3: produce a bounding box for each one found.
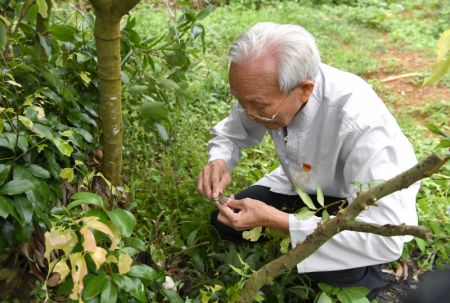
[197,159,231,200]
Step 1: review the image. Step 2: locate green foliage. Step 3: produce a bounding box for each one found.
[315,283,370,303]
[42,192,168,303]
[0,1,99,251]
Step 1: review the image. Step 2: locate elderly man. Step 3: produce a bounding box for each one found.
[197,22,419,299]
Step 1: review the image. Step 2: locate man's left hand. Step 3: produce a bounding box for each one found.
[216,198,289,232]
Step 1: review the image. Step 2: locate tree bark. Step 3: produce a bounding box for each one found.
[88,0,140,186]
[239,152,449,303]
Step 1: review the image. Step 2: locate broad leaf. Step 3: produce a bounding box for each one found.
[118,253,133,275]
[0,195,12,219]
[107,208,136,237]
[59,167,74,182]
[53,137,73,157]
[280,237,290,254]
[29,164,50,179]
[69,253,88,301]
[317,292,334,303]
[295,187,316,210]
[0,163,10,185]
[0,179,34,195]
[100,279,118,303]
[140,102,169,122]
[83,274,108,300]
[36,0,48,18]
[82,217,120,250]
[242,226,262,242]
[128,264,158,281]
[49,24,76,42]
[294,207,316,220]
[68,192,104,209]
[53,259,70,284]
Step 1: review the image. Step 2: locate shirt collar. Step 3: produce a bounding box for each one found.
[286,64,324,137]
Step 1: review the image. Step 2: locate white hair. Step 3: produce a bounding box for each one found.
[228,22,321,94]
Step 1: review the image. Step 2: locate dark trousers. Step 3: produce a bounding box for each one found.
[210,185,385,300]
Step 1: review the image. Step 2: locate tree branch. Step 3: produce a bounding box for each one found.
[340,221,433,240]
[239,152,449,303]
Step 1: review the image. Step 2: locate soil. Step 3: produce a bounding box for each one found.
[375,265,419,303]
[363,47,449,111]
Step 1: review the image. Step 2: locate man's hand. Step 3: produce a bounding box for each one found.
[216,198,289,232]
[197,159,231,200]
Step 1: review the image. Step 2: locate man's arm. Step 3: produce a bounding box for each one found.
[198,104,266,200]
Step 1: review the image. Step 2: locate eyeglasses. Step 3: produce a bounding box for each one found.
[236,91,292,122]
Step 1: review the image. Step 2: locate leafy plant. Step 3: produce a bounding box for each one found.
[43,192,162,302]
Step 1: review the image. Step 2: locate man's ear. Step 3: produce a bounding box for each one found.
[298,80,314,102]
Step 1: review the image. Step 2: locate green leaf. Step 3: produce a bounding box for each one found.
[128,264,158,281]
[100,279,118,303]
[107,208,136,237]
[53,138,73,157]
[295,187,316,210]
[139,102,169,122]
[242,226,262,242]
[339,287,369,301]
[155,122,169,141]
[160,289,184,303]
[29,164,50,179]
[75,128,94,143]
[436,139,450,149]
[0,19,6,50]
[159,78,179,90]
[197,5,213,20]
[423,30,450,86]
[317,291,334,303]
[59,168,74,182]
[0,164,10,185]
[0,195,12,219]
[19,115,33,130]
[321,209,330,223]
[316,185,324,207]
[83,274,108,300]
[68,192,104,209]
[128,85,149,95]
[294,207,315,220]
[0,179,34,195]
[34,123,54,140]
[318,283,337,294]
[427,124,449,138]
[280,237,290,254]
[36,0,48,18]
[12,196,33,227]
[17,135,28,154]
[415,237,426,253]
[127,237,146,252]
[49,24,76,42]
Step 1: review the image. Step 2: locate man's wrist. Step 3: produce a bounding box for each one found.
[264,205,289,232]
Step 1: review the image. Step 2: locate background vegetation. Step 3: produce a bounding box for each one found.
[0,0,448,302]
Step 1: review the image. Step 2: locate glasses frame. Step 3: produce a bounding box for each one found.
[236,89,294,122]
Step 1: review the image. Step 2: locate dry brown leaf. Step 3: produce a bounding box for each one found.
[69,253,87,303]
[90,247,107,271]
[80,226,97,252]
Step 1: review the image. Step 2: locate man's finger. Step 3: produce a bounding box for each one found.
[210,166,222,199]
[217,173,231,196]
[227,199,246,210]
[202,166,212,199]
[197,171,204,196]
[217,212,232,227]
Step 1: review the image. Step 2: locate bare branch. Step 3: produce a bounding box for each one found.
[340,220,433,241]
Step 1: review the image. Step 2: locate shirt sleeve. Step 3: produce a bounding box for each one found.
[289,124,419,272]
[208,103,267,172]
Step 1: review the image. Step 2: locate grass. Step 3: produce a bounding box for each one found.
[124,0,449,300]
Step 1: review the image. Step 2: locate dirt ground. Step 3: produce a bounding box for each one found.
[365,48,449,110]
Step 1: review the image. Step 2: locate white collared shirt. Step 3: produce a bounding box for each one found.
[208,63,419,272]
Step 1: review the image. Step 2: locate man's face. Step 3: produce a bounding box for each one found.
[229,54,312,129]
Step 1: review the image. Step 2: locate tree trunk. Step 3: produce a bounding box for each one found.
[89,0,140,186]
[94,14,123,186]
